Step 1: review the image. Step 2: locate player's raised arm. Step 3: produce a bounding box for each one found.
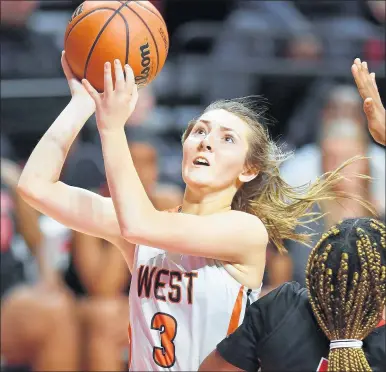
[17,53,130,259]
[352,58,385,146]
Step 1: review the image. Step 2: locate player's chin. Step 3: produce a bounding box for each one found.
[183,171,214,189]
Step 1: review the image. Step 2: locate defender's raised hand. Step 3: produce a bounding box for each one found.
[352,58,385,145]
[82,60,138,132]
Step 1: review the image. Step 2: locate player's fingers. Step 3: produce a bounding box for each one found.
[362,61,368,74]
[131,83,139,103]
[82,79,101,104]
[61,51,74,81]
[124,64,135,93]
[351,63,358,78]
[114,59,125,92]
[354,58,362,69]
[354,58,365,80]
[362,61,373,86]
[370,72,378,90]
[351,64,363,90]
[128,84,139,113]
[104,62,114,96]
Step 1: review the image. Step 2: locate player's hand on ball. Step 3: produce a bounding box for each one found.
[61,51,95,112]
[82,60,138,132]
[352,58,385,145]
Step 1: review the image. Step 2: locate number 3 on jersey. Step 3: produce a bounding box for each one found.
[151,312,178,368]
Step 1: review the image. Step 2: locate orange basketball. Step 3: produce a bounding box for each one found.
[64,1,169,92]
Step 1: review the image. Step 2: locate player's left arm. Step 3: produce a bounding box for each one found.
[199,350,244,371]
[84,61,268,263]
[200,299,263,372]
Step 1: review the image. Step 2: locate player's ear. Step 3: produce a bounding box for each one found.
[239,166,259,183]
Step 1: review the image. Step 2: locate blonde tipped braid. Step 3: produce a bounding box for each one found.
[306,219,386,371]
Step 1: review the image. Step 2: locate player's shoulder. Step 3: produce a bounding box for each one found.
[239,282,310,344]
[228,210,268,238]
[365,320,386,368]
[252,281,308,320]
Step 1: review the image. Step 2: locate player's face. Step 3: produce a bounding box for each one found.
[182,109,251,192]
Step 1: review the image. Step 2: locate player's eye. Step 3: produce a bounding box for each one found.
[194,127,206,136]
[224,135,235,143]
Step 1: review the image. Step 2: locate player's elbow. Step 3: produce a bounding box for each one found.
[118,215,140,241]
[120,224,132,241]
[17,179,35,200]
[120,222,143,243]
[17,177,44,204]
[120,219,156,246]
[119,209,158,243]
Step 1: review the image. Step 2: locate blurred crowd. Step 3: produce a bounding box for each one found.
[1,0,385,371]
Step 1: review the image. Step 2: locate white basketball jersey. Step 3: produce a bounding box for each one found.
[128,243,262,371]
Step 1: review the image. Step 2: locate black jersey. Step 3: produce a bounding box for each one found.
[217,282,385,372]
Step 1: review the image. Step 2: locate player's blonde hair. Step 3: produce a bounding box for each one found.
[306,218,386,371]
[182,96,376,252]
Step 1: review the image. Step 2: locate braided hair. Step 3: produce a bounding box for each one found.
[305,218,386,372]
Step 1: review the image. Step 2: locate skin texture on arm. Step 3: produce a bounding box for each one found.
[199,350,244,371]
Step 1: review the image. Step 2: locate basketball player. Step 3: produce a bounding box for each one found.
[17,54,373,370]
[199,217,386,372]
[199,58,386,372]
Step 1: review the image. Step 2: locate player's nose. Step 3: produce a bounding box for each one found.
[199,134,213,152]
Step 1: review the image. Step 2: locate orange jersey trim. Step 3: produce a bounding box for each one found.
[227,286,244,336]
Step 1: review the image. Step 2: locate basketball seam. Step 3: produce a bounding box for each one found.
[115,7,130,66]
[125,2,160,77]
[119,0,167,29]
[123,10,130,67]
[84,1,132,83]
[65,8,117,44]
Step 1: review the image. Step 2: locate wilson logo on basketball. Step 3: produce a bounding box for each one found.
[69,4,83,23]
[135,42,152,86]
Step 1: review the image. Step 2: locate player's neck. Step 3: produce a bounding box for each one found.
[181,189,233,215]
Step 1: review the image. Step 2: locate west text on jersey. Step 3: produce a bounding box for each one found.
[137,265,198,304]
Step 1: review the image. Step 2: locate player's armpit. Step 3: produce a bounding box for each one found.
[122,210,268,263]
[113,238,135,273]
[199,350,245,372]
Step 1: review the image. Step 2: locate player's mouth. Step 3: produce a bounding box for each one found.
[193,156,210,167]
